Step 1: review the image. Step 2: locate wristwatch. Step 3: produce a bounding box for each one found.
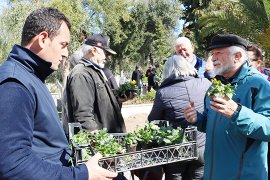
[235,103,242,113]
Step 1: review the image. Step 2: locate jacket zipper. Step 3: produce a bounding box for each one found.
[210,113,219,180]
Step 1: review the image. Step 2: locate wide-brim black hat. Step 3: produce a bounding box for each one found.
[85,34,117,54]
[207,34,249,51]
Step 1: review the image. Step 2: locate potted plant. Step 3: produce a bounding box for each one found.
[124,132,139,152]
[136,122,160,150]
[117,80,138,98]
[71,129,125,160]
[207,78,237,100]
[156,126,183,146]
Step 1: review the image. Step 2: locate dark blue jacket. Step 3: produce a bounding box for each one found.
[0,45,88,180]
[195,56,215,79]
[148,74,211,148]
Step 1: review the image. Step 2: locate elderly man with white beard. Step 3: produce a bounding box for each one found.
[184,34,270,180]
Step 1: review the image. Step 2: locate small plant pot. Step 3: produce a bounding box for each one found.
[212,94,230,101]
[126,144,137,153]
[137,142,158,150]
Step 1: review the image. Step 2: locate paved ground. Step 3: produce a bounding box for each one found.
[121,104,165,180]
[121,103,153,132]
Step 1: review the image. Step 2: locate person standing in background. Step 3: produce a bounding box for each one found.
[149,55,211,179]
[145,65,155,92]
[64,34,126,133]
[131,65,143,94]
[175,36,215,79]
[247,44,270,81]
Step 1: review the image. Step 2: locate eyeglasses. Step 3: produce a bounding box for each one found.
[249,58,258,62]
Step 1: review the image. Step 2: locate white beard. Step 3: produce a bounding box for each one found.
[213,60,233,76]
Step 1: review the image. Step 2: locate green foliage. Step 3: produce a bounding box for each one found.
[72,121,185,159]
[197,0,270,52]
[156,126,183,145]
[0,1,39,63]
[117,80,138,97]
[126,121,184,146]
[123,132,139,145]
[72,129,124,157]
[136,121,160,144]
[207,78,237,99]
[140,90,156,101]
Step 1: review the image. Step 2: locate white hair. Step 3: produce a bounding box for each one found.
[174,37,192,48]
[69,44,94,68]
[228,46,248,63]
[162,55,197,81]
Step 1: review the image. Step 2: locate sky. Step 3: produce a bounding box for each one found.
[0,0,183,35]
[0,0,8,13]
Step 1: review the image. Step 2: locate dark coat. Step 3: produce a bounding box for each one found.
[132,69,142,87]
[0,45,88,179]
[148,74,211,148]
[64,58,126,133]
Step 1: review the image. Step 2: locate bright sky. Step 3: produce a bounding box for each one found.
[0,0,8,13]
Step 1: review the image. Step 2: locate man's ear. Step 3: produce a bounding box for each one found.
[234,51,242,62]
[38,31,49,48]
[92,47,98,55]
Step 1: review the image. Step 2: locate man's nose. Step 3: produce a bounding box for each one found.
[63,47,69,59]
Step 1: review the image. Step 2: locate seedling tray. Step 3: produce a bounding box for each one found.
[70,123,198,172]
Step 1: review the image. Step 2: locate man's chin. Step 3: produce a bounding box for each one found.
[50,65,58,71]
[214,68,223,75]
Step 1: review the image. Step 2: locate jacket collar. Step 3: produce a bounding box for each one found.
[80,57,102,70]
[7,45,54,82]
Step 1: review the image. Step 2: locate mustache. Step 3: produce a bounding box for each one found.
[213,60,221,66]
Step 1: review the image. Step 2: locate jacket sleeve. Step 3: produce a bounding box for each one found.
[231,80,270,141]
[67,72,98,131]
[196,108,208,133]
[148,90,164,121]
[0,81,88,180]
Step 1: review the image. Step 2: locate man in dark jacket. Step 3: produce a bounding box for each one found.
[131,65,142,94]
[0,8,116,180]
[64,34,126,133]
[145,65,155,91]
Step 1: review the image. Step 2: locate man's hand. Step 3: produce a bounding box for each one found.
[85,153,117,180]
[184,101,197,124]
[210,97,238,118]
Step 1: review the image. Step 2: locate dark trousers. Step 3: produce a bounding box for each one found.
[163,148,204,180]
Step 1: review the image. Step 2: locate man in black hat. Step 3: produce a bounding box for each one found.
[184,34,270,179]
[63,34,126,134]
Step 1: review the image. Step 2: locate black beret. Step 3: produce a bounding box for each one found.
[207,34,249,51]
